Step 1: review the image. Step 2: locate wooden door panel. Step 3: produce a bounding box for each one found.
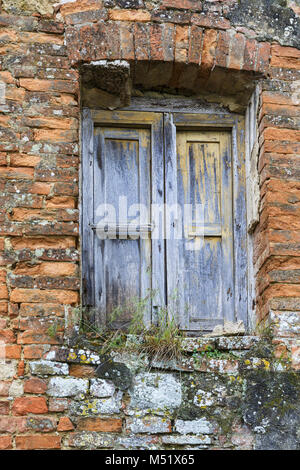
[174,130,234,331]
[93,127,152,328]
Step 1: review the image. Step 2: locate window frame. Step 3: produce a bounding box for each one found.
[81,107,247,331]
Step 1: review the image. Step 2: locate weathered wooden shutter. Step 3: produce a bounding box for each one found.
[165,115,235,331]
[82,111,165,328]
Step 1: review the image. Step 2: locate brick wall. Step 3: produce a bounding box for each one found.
[0,0,299,450]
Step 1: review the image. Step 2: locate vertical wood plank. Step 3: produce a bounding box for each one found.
[219,132,235,322]
[164,113,180,325]
[81,108,95,309]
[93,126,152,328]
[93,130,106,328]
[151,114,166,324]
[233,117,248,328]
[138,129,152,327]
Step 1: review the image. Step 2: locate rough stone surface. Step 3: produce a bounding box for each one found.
[95,361,132,390]
[70,392,123,416]
[90,378,115,398]
[227,0,300,47]
[2,0,54,16]
[243,370,300,450]
[69,431,115,449]
[128,373,182,415]
[47,377,88,397]
[29,360,69,376]
[0,361,18,380]
[162,435,211,446]
[174,418,213,435]
[126,416,171,434]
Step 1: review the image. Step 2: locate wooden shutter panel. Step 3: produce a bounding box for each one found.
[92,126,152,328]
[166,119,235,331]
[82,110,165,329]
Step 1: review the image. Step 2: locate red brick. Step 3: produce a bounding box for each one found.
[261,91,296,106]
[0,416,26,433]
[243,38,258,71]
[18,330,63,345]
[260,102,300,119]
[11,237,75,249]
[23,345,45,359]
[150,24,164,61]
[191,13,230,30]
[215,30,230,68]
[12,397,48,415]
[11,288,79,304]
[5,345,21,359]
[14,261,77,276]
[134,23,150,61]
[0,167,34,180]
[175,25,189,63]
[271,44,300,69]
[57,416,74,431]
[60,0,103,16]
[256,42,271,74]
[17,360,25,377]
[0,436,12,450]
[24,116,78,130]
[0,401,10,415]
[77,418,123,432]
[33,128,78,143]
[20,79,77,94]
[162,0,202,9]
[16,435,61,450]
[263,141,300,155]
[24,378,47,394]
[263,128,300,143]
[0,285,8,300]
[69,364,96,378]
[0,329,15,343]
[200,29,218,74]
[30,182,52,195]
[228,33,245,70]
[109,9,151,22]
[188,25,203,64]
[120,23,134,61]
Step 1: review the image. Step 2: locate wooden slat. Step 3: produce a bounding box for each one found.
[81,109,95,308]
[164,113,180,325]
[173,113,236,128]
[93,126,152,328]
[232,116,248,328]
[219,131,235,323]
[188,224,222,237]
[151,113,165,324]
[91,109,161,126]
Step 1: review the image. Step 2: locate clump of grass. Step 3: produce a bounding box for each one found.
[254,318,276,339]
[136,306,183,362]
[74,290,185,361]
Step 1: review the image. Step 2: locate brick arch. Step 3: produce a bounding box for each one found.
[64,15,271,105]
[65,19,270,73]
